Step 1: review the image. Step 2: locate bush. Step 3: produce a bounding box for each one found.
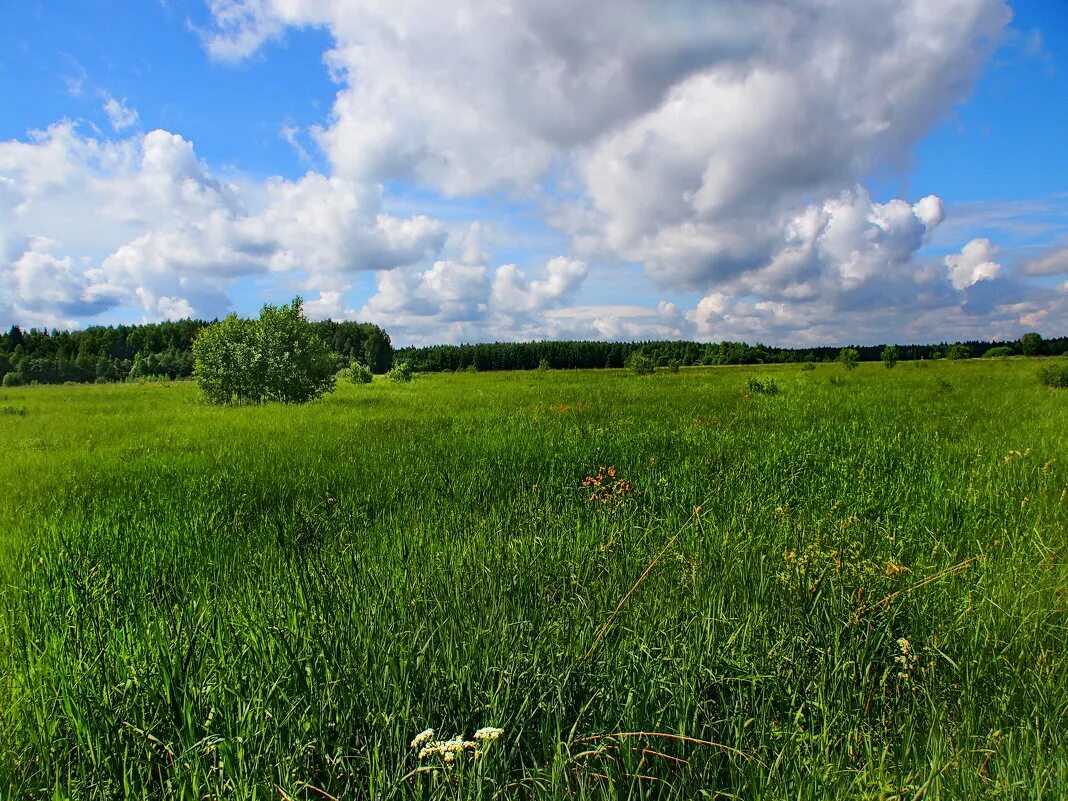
[667,359,681,374]
[344,361,373,384]
[626,352,655,376]
[193,297,337,405]
[983,346,1014,358]
[881,345,899,369]
[386,361,414,383]
[536,358,551,372]
[2,373,25,387]
[946,344,971,360]
[838,348,859,370]
[800,361,816,371]
[1038,361,1068,388]
[746,376,780,395]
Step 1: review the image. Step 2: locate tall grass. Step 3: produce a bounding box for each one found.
[0,360,1065,799]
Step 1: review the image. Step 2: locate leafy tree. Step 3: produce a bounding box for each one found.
[881,345,899,369]
[536,358,551,372]
[838,348,860,370]
[1018,332,1045,356]
[344,361,373,384]
[193,298,336,405]
[386,361,414,383]
[983,346,1014,358]
[946,343,972,360]
[626,351,655,375]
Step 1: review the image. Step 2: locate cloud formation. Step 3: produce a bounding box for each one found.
[0,123,444,325]
[4,0,1063,345]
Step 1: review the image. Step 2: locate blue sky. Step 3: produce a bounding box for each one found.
[1,0,1066,345]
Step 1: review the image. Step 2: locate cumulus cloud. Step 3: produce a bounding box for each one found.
[189,0,1042,345]
[945,238,1001,290]
[0,123,445,326]
[8,0,1063,345]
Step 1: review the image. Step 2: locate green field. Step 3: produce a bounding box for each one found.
[1,360,1065,799]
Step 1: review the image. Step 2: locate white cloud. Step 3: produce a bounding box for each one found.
[945,238,1001,290]
[103,97,139,132]
[9,0,1063,346]
[1019,245,1068,277]
[0,123,445,326]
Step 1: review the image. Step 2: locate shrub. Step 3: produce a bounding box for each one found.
[667,359,681,374]
[983,346,1014,358]
[386,361,414,383]
[536,358,551,372]
[626,352,655,375]
[800,361,816,371]
[946,344,971,360]
[2,373,25,387]
[881,345,899,369]
[746,376,780,395]
[838,348,859,370]
[344,361,373,385]
[193,297,337,405]
[1038,361,1068,388]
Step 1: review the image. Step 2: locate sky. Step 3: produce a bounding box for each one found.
[1,0,1066,347]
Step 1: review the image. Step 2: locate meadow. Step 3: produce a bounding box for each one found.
[0,359,1065,800]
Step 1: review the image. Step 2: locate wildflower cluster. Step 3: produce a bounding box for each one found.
[894,637,919,682]
[1003,448,1032,464]
[410,726,504,769]
[581,466,634,504]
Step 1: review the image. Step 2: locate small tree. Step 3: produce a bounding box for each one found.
[1019,332,1045,356]
[626,352,655,375]
[536,358,551,372]
[193,298,336,405]
[881,345,899,369]
[344,361,373,384]
[983,346,1014,358]
[386,360,413,383]
[946,343,971,360]
[838,348,859,370]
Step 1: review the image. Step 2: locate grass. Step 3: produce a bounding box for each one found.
[0,360,1065,799]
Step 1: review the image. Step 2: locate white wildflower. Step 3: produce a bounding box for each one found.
[473,726,504,742]
[410,728,435,749]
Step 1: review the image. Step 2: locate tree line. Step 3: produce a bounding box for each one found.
[1,316,1063,387]
[0,319,392,386]
[396,333,1066,373]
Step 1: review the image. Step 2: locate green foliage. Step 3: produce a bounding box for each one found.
[1019,331,1045,356]
[881,344,899,369]
[745,376,780,395]
[344,361,373,385]
[625,351,655,375]
[193,298,337,405]
[837,347,860,370]
[0,404,27,416]
[386,360,414,383]
[536,358,551,372]
[0,361,1066,798]
[2,372,24,387]
[667,359,681,373]
[800,361,816,371]
[1038,360,1068,388]
[984,346,1015,358]
[946,343,972,360]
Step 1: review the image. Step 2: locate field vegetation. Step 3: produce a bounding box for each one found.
[0,359,1065,799]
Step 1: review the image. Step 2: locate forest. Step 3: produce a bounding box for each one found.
[1,318,1064,386]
